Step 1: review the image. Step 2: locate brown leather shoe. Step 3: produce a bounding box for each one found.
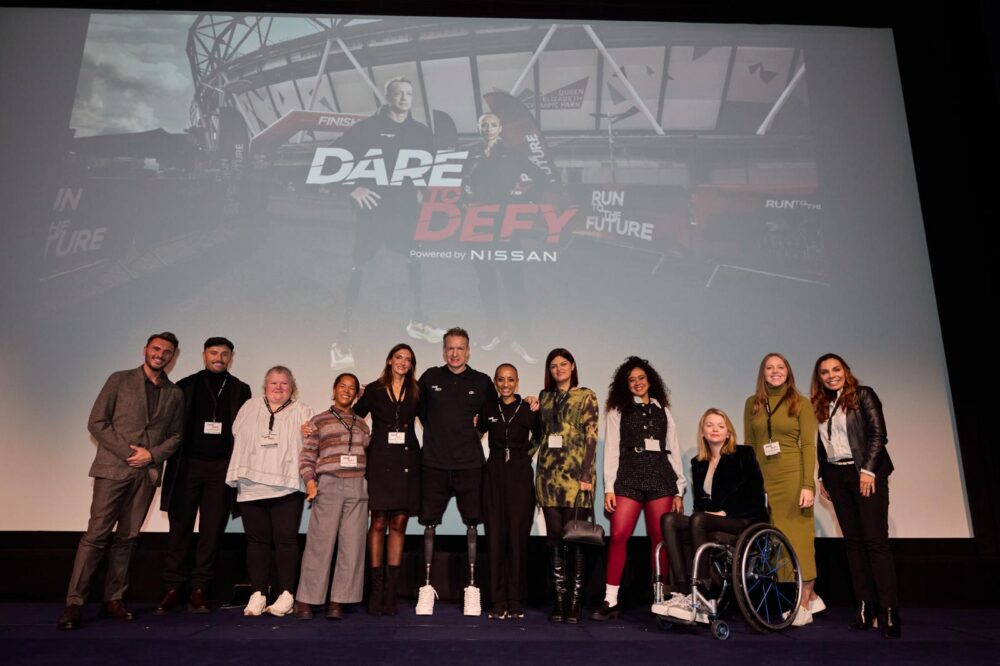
[294,601,314,620]
[101,599,135,621]
[154,588,180,616]
[188,588,209,614]
[326,601,343,620]
[56,604,82,630]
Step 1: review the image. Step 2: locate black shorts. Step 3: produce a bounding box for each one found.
[419,466,482,527]
[352,191,420,264]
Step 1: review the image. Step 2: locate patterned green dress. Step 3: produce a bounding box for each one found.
[535,388,599,508]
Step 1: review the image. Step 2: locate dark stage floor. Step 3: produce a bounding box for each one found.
[1,603,996,664]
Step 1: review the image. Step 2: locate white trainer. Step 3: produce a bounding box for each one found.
[330,343,354,370]
[651,592,687,616]
[415,584,437,616]
[266,590,295,617]
[244,591,266,617]
[463,586,482,616]
[406,321,447,344]
[809,595,826,615]
[791,605,814,627]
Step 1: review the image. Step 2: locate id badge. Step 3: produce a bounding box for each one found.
[340,454,358,468]
[763,441,781,457]
[261,432,279,447]
[203,421,223,435]
[644,437,660,452]
[388,431,406,445]
[548,435,563,449]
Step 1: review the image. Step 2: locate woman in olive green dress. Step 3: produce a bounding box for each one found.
[536,348,598,624]
[744,352,820,627]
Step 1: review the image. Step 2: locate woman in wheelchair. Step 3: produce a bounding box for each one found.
[660,408,769,624]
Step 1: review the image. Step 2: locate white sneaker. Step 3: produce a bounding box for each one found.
[463,586,481,616]
[651,592,686,616]
[790,605,813,627]
[415,584,437,616]
[809,595,826,615]
[266,590,295,617]
[330,343,354,370]
[479,335,501,351]
[665,595,708,624]
[406,321,446,344]
[244,591,266,617]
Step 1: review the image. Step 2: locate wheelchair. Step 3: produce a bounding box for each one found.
[650,522,802,640]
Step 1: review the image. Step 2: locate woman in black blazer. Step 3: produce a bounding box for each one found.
[811,353,899,639]
[660,408,768,623]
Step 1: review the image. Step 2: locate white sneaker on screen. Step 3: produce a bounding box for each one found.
[244,591,266,617]
[266,590,295,617]
[415,584,437,616]
[463,586,481,616]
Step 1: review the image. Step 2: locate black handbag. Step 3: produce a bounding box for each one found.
[561,490,605,547]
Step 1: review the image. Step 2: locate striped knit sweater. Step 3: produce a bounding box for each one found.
[300,406,371,482]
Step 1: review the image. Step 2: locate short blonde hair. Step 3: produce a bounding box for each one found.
[696,408,737,461]
[263,365,297,399]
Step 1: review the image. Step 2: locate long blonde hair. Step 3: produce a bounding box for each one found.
[750,352,801,418]
[696,408,738,461]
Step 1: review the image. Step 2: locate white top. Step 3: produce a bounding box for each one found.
[226,398,315,501]
[603,397,687,496]
[819,390,875,477]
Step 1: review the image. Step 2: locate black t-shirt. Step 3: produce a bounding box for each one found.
[418,365,496,470]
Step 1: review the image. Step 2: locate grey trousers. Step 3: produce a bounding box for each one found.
[66,473,156,605]
[296,475,368,604]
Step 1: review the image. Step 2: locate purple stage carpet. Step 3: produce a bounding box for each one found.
[1,604,996,664]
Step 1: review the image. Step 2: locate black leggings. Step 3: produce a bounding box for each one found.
[239,493,304,595]
[662,512,751,594]
[541,507,577,546]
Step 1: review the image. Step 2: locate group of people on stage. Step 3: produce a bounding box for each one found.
[56,330,900,640]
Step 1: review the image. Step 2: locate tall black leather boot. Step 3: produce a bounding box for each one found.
[549,544,566,623]
[367,566,384,616]
[565,546,585,624]
[382,565,400,616]
[880,607,901,639]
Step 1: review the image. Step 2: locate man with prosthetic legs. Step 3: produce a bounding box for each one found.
[415,328,497,615]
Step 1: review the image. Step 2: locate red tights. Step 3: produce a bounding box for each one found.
[606,496,673,586]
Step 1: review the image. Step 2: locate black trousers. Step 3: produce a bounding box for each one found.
[822,463,898,607]
[163,458,231,590]
[483,457,534,607]
[239,493,304,595]
[662,512,751,594]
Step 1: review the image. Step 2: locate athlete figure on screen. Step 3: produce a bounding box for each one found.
[330,77,445,369]
[462,112,548,364]
[415,327,497,616]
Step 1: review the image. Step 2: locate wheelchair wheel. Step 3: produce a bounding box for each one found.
[710,620,730,641]
[732,523,802,633]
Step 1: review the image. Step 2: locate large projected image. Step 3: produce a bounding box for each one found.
[2,12,968,537]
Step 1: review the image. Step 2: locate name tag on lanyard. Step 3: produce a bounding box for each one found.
[644,437,660,452]
[204,421,223,435]
[763,441,781,457]
[340,454,358,468]
[388,431,406,445]
[548,434,563,449]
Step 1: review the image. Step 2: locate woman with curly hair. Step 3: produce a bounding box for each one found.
[591,357,685,620]
[811,353,899,638]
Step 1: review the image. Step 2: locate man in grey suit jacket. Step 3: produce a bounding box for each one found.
[57,332,185,630]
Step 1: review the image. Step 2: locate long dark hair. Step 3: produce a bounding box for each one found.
[750,352,801,417]
[377,343,419,400]
[543,348,579,392]
[810,353,860,422]
[606,356,669,413]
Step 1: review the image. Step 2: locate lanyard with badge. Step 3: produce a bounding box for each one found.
[638,402,666,453]
[825,395,842,445]
[547,390,569,450]
[330,406,359,468]
[762,393,787,457]
[202,373,228,435]
[387,382,407,445]
[498,398,523,463]
[261,397,292,446]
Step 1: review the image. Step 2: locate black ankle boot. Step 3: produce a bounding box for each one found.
[549,545,566,622]
[367,566,384,616]
[382,565,400,616]
[590,600,621,621]
[880,607,901,639]
[848,600,874,631]
[565,547,585,624]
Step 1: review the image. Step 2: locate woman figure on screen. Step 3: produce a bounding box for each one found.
[226,366,314,617]
[810,353,899,638]
[353,343,422,616]
[743,353,821,626]
[659,408,769,623]
[477,363,541,619]
[462,112,548,364]
[293,373,371,620]
[592,357,686,620]
[535,348,599,623]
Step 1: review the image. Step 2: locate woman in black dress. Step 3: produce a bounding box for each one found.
[354,343,421,616]
[478,363,541,620]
